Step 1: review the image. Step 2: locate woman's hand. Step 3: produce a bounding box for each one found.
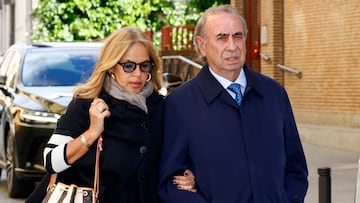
[173,169,197,193]
[88,98,111,137]
[66,98,111,164]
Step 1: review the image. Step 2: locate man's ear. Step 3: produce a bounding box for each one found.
[196,36,206,57]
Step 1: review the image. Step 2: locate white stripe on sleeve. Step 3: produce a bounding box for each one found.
[51,143,71,173]
[43,133,74,173]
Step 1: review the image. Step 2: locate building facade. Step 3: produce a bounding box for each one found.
[232,0,360,152]
[0,0,33,54]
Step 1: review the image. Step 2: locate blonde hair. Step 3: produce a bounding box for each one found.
[74,27,162,99]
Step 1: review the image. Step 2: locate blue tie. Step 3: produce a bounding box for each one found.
[228,83,242,105]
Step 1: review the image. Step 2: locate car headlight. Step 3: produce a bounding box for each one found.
[20,109,61,124]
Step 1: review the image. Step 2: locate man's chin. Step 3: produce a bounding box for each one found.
[224,63,243,70]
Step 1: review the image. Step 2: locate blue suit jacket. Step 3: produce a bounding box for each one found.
[158,65,308,203]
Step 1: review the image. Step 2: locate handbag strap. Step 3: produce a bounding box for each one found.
[47,173,57,191]
[93,134,103,201]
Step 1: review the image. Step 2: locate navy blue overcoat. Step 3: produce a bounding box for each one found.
[159,65,308,203]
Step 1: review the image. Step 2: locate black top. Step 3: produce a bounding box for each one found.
[54,89,164,202]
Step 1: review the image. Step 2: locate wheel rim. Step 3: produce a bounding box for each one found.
[6,134,15,191]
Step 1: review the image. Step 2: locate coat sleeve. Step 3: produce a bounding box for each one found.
[282,89,309,203]
[43,98,91,173]
[158,96,208,203]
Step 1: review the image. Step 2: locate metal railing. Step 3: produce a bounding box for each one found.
[260,52,272,64]
[260,52,302,78]
[161,55,202,94]
[276,64,302,78]
[162,55,202,69]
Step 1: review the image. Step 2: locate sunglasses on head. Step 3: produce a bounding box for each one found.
[117,60,154,73]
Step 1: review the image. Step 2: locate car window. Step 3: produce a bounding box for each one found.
[21,49,98,87]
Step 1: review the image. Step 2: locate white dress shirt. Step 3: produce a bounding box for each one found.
[208,66,247,99]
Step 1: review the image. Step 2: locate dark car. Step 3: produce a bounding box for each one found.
[0,42,101,197]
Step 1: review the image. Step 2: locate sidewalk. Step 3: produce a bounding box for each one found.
[1,142,359,203]
[303,142,360,203]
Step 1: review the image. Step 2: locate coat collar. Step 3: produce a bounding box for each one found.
[197,64,264,104]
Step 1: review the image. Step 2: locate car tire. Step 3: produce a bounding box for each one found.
[6,131,34,198]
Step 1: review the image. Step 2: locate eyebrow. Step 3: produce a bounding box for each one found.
[216,32,244,38]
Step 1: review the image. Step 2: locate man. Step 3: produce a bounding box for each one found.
[158,4,308,203]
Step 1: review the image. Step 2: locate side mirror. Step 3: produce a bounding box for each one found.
[0,75,6,86]
[0,75,12,98]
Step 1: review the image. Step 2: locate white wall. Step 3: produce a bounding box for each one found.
[14,0,32,43]
[0,0,33,54]
[0,0,12,54]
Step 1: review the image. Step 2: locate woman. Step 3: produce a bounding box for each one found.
[32,27,194,202]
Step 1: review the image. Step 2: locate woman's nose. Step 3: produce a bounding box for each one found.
[132,65,142,76]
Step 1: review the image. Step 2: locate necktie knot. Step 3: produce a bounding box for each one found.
[228,83,242,105]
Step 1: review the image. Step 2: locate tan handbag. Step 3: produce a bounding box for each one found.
[42,135,103,203]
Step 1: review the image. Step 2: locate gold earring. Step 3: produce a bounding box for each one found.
[147,73,152,82]
[110,72,116,79]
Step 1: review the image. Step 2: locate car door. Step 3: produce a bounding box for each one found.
[0,48,21,167]
[0,49,14,165]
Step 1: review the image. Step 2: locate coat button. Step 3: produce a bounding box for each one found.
[139,146,148,154]
[141,174,149,180]
[141,122,148,130]
[292,194,299,202]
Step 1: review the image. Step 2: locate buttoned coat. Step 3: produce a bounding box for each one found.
[159,65,308,203]
[53,90,164,202]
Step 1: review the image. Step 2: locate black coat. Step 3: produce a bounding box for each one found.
[159,65,308,202]
[28,89,164,203]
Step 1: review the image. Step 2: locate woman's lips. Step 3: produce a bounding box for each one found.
[130,82,142,88]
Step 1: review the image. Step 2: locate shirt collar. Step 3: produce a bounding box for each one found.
[208,66,247,93]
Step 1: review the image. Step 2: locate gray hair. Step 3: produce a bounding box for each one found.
[194,5,248,62]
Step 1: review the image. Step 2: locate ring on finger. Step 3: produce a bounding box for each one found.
[97,107,105,113]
